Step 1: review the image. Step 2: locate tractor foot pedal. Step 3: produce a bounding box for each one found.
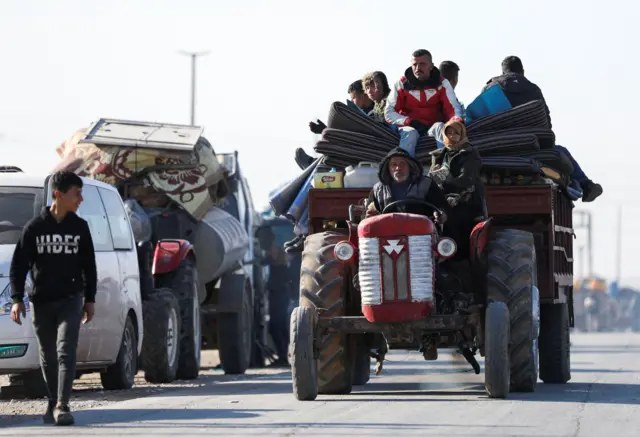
[461,347,481,374]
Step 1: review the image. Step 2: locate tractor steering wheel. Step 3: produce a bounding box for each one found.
[382,198,444,217]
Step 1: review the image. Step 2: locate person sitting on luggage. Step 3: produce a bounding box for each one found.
[297,80,375,170]
[439,60,466,118]
[362,71,392,123]
[307,79,373,135]
[429,120,485,260]
[385,49,464,157]
[366,147,448,222]
[483,56,602,202]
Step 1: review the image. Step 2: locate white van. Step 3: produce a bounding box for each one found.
[0,171,143,394]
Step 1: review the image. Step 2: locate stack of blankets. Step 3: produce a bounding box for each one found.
[269,99,573,234]
[316,99,572,184]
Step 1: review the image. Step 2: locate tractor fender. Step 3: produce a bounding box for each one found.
[469,218,493,263]
[152,239,195,276]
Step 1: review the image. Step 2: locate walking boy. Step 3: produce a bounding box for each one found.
[9,171,97,426]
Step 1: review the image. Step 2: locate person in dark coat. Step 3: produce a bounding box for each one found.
[483,56,602,202]
[483,55,552,127]
[429,120,485,259]
[366,147,448,220]
[258,227,292,367]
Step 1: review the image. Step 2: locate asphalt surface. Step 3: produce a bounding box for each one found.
[2,332,639,436]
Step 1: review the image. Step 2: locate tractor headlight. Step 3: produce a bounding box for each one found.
[334,241,356,263]
[436,237,457,259]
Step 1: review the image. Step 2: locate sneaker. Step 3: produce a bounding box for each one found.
[43,402,55,425]
[53,404,75,426]
[582,180,603,202]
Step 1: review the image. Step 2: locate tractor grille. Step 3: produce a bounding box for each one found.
[407,235,434,302]
[358,235,434,305]
[359,237,382,305]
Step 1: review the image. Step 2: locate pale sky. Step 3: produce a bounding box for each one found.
[1,0,638,285]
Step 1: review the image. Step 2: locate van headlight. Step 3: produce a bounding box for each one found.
[0,281,31,315]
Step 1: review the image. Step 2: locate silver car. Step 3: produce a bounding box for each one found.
[0,172,143,395]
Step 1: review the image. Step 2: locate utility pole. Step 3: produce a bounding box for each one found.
[578,245,584,279]
[616,205,622,283]
[178,50,210,125]
[573,210,593,277]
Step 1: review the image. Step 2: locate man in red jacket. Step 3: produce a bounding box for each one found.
[385,49,464,156]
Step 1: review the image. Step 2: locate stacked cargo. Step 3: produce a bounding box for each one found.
[270,99,576,235]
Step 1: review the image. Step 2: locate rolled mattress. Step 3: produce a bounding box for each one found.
[190,207,249,285]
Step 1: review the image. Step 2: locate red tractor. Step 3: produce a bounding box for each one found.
[290,185,573,400]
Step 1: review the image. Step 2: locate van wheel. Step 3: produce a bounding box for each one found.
[141,289,181,383]
[101,316,138,390]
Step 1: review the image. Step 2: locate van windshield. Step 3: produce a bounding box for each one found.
[0,187,44,245]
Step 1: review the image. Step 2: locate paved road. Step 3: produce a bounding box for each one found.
[2,332,640,436]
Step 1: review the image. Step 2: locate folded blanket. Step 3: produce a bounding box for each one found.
[469,127,555,149]
[326,101,400,143]
[467,100,550,133]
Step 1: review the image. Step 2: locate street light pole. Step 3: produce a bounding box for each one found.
[178,50,210,125]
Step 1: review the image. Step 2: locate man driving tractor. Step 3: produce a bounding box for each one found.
[365,147,449,221]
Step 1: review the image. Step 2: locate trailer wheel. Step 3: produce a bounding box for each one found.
[100,316,137,390]
[300,231,353,395]
[484,301,510,399]
[218,276,254,374]
[486,229,539,392]
[290,306,318,400]
[539,303,571,383]
[352,335,371,386]
[156,258,201,380]
[141,289,181,383]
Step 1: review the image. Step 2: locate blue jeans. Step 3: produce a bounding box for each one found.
[554,145,587,185]
[398,127,419,156]
[398,122,446,156]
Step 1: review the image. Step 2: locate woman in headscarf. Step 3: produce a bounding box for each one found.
[429,120,485,260]
[362,71,391,123]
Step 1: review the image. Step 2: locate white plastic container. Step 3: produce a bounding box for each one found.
[344,162,380,188]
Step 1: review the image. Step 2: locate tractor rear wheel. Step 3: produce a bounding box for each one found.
[486,229,540,392]
[299,230,354,395]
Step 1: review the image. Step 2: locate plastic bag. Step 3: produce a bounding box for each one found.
[124,199,152,243]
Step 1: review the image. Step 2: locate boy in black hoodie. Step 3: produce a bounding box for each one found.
[9,171,97,426]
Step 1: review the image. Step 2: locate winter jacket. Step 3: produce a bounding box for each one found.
[385,67,464,129]
[429,141,485,219]
[368,99,387,123]
[10,208,97,305]
[482,72,552,128]
[368,148,448,216]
